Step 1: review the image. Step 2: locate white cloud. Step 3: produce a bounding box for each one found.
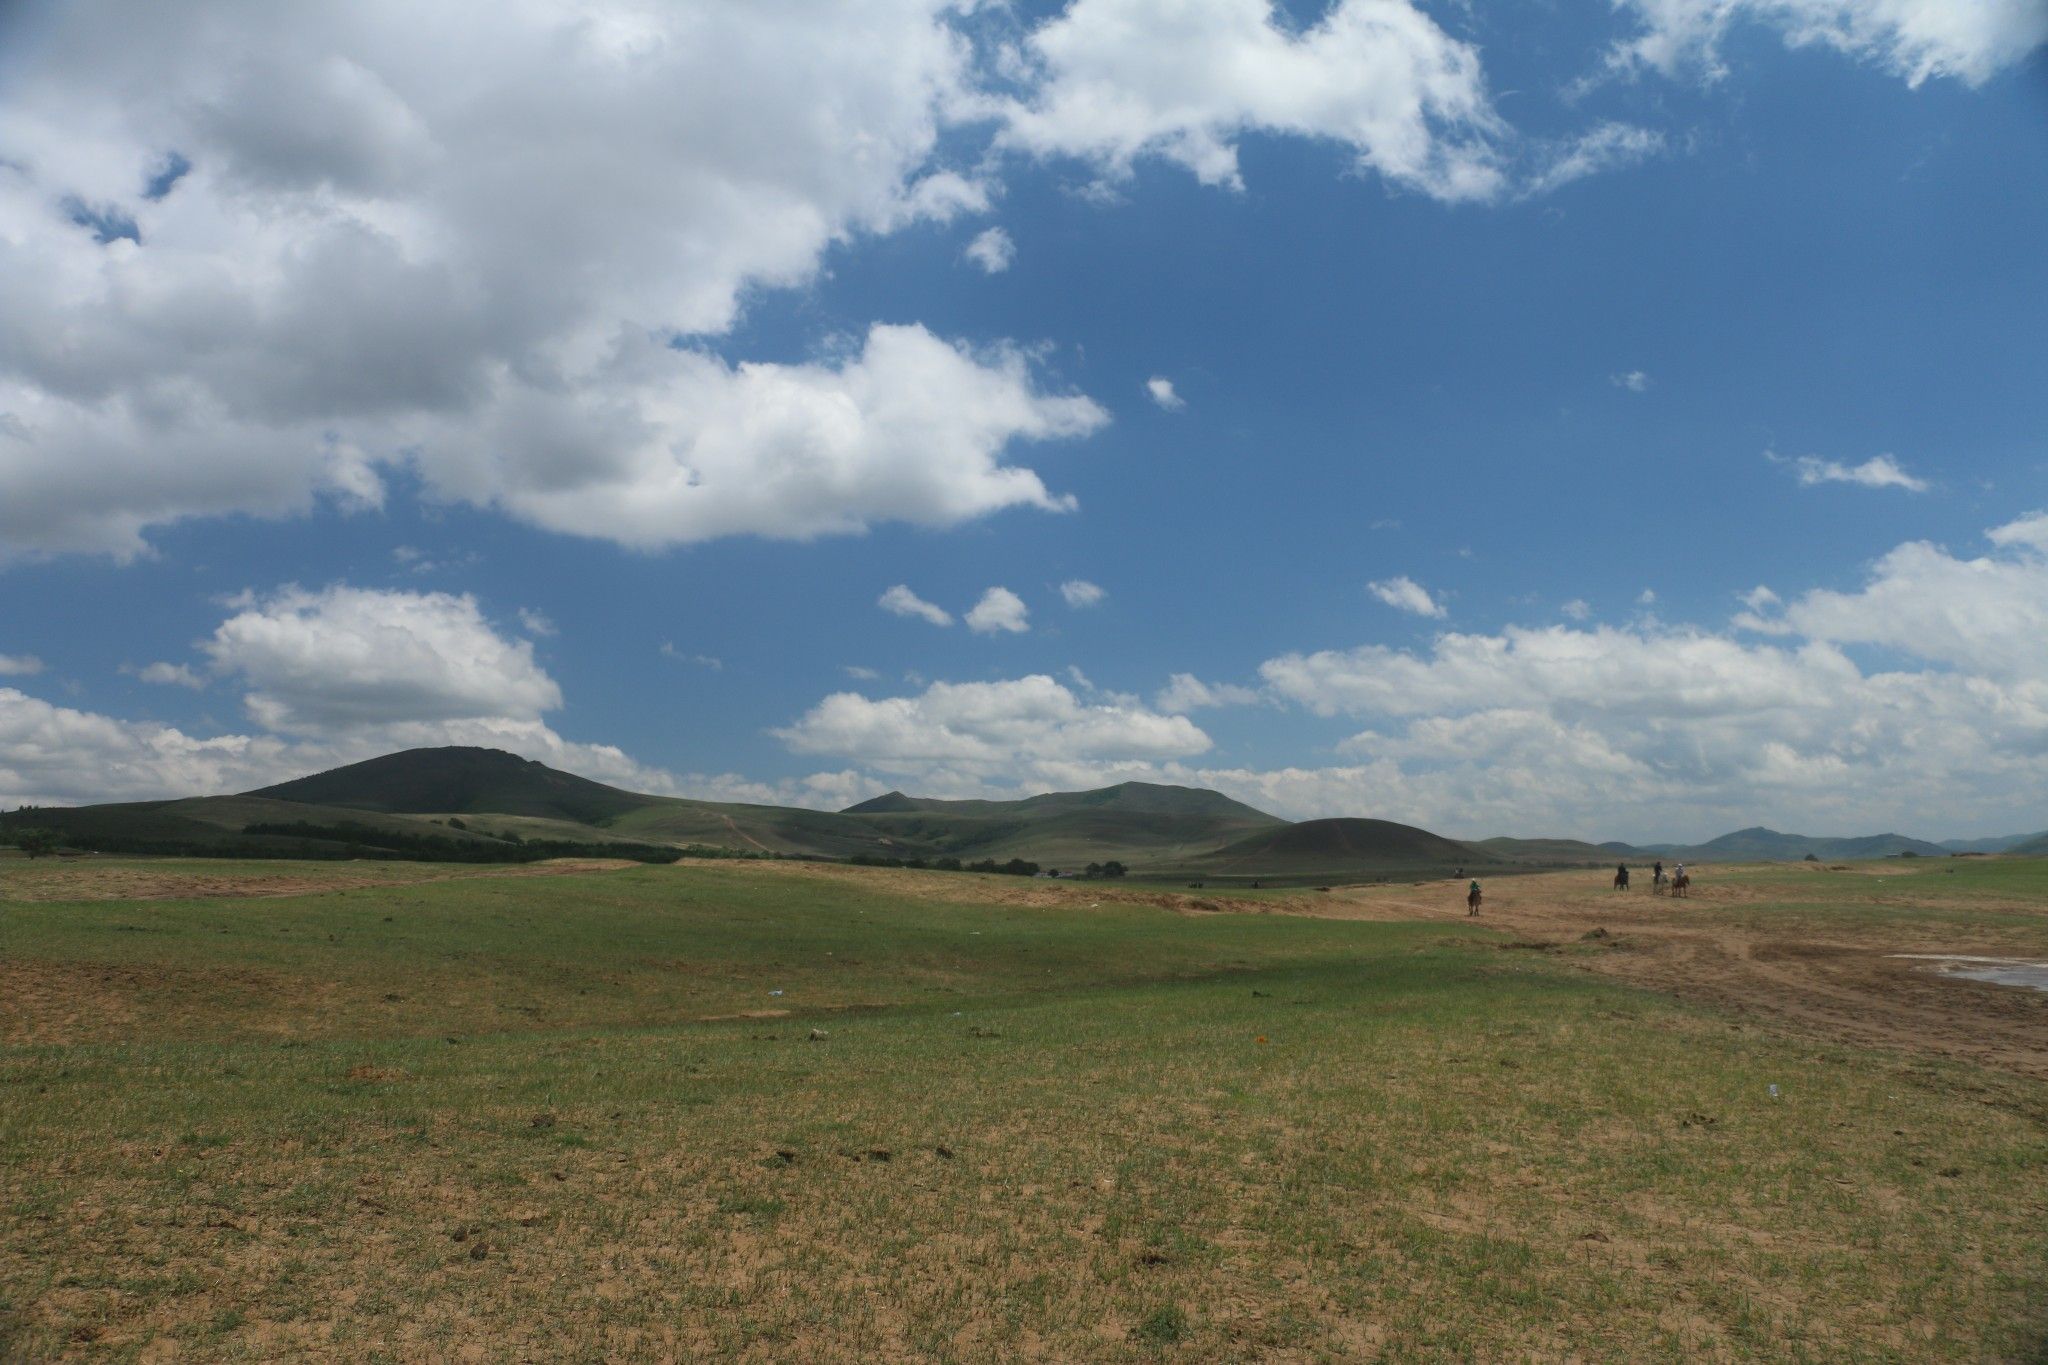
[1735,518,2048,680]
[1155,673,1262,712]
[0,3,1130,561]
[1611,370,1654,392]
[964,226,1015,273]
[880,584,955,628]
[775,674,1212,785]
[1236,518,2048,836]
[844,665,883,682]
[998,0,1508,201]
[966,586,1031,635]
[517,608,556,638]
[1774,451,1929,492]
[0,580,889,810]
[1060,579,1107,608]
[1636,589,1658,606]
[1606,0,2048,87]
[0,654,45,677]
[1524,123,1665,197]
[136,661,206,689]
[201,585,561,735]
[1146,377,1186,411]
[1368,575,1447,618]
[1561,599,1592,621]
[1987,512,2048,552]
[660,644,723,670]
[1738,584,1781,614]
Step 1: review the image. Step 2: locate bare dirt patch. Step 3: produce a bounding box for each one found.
[1306,870,2048,1080]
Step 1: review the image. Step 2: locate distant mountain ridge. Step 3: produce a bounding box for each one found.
[5,745,2038,877]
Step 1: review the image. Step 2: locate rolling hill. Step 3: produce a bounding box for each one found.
[1655,827,1951,862]
[839,781,1286,867]
[1469,836,1649,866]
[1180,818,1501,882]
[9,745,2037,877]
[248,746,651,824]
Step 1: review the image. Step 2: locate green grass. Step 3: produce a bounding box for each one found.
[4,858,2048,1359]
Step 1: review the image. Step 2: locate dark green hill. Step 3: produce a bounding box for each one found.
[1188,818,1500,878]
[246,746,652,824]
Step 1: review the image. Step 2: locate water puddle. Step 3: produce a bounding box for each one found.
[1890,954,2048,992]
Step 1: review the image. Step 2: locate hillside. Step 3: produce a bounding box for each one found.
[1471,836,1648,866]
[1673,827,1950,862]
[838,780,1285,867]
[247,746,652,824]
[1184,818,1500,881]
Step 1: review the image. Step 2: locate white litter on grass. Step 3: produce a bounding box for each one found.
[769,990,784,997]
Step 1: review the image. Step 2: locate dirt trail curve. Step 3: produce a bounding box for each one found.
[1312,870,2048,1082]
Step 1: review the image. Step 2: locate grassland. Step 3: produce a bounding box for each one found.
[5,857,2048,1360]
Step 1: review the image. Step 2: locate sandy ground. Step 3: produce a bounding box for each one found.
[1311,869,2048,1081]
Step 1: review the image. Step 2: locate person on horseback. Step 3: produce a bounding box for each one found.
[1466,879,1482,916]
[1614,861,1630,890]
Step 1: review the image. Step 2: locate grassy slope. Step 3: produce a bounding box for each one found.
[1176,818,1503,883]
[246,747,650,824]
[5,860,2048,1358]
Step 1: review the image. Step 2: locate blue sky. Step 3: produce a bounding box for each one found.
[1,0,2045,841]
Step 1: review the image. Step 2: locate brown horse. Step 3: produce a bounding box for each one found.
[1670,872,1691,898]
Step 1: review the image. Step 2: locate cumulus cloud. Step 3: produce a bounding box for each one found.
[0,584,871,809]
[880,584,955,627]
[1146,377,1186,410]
[1368,575,1447,618]
[0,2,1125,561]
[0,654,45,676]
[1233,518,2048,836]
[1605,0,2048,87]
[998,0,1507,201]
[1773,451,1929,492]
[1155,673,1262,712]
[198,585,561,735]
[517,608,556,638]
[1059,579,1107,608]
[1561,599,1593,621]
[1734,516,2048,680]
[135,661,205,689]
[774,674,1212,787]
[966,586,1031,634]
[964,226,1015,273]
